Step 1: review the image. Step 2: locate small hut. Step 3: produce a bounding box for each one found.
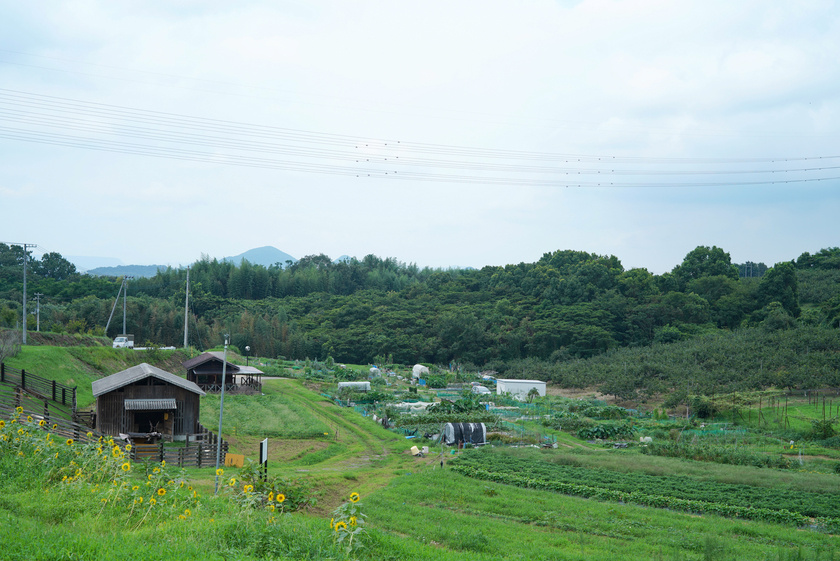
[92,363,205,441]
[182,351,263,393]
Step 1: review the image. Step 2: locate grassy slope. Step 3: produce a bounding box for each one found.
[3,346,840,559]
[4,345,194,408]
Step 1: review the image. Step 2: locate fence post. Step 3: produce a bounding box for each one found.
[62,387,66,406]
[52,380,56,402]
[1,363,4,383]
[159,442,165,463]
[21,369,25,390]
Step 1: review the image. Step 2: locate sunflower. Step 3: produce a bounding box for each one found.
[112,446,122,457]
[276,493,286,503]
[157,488,166,496]
[184,509,191,517]
[244,484,254,494]
[27,416,33,422]
[349,516,357,526]
[121,462,131,472]
[229,478,237,487]
[267,504,275,512]
[268,491,274,502]
[149,498,157,506]
[38,419,46,427]
[334,521,347,532]
[216,468,224,476]
[65,438,74,446]
[125,444,132,451]
[330,517,335,529]
[0,420,5,429]
[349,492,360,503]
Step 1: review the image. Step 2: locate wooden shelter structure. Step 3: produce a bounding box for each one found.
[92,363,205,441]
[182,351,263,393]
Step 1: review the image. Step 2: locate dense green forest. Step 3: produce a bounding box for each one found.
[1,243,839,395]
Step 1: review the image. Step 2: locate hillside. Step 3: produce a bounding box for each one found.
[2,346,840,559]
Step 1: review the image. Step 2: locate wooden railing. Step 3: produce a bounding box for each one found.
[0,397,101,445]
[0,363,76,410]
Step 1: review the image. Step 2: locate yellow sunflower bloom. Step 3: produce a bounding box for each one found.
[349,492,360,503]
[65,438,74,446]
[121,462,131,472]
[350,516,357,526]
[149,498,156,506]
[157,488,166,496]
[244,484,254,494]
[38,419,46,427]
[216,468,224,476]
[277,493,286,503]
[229,478,236,487]
[0,420,5,428]
[184,509,191,517]
[335,521,347,532]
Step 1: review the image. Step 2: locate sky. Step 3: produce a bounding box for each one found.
[1,1,839,274]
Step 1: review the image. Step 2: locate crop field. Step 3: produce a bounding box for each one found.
[3,347,840,560]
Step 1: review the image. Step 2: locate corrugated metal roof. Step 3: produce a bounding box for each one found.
[182,351,240,372]
[92,363,206,397]
[124,398,177,410]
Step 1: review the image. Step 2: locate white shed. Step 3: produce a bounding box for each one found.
[412,364,429,378]
[496,379,546,400]
[337,381,371,392]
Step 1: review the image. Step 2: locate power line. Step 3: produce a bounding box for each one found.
[1,88,839,187]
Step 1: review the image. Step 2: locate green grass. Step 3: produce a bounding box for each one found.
[5,345,193,408]
[4,349,840,559]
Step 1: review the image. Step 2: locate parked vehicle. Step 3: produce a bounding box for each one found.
[112,334,134,348]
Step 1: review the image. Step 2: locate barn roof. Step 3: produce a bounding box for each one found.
[92,363,206,397]
[182,351,240,372]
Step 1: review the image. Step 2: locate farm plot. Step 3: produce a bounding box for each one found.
[450,447,840,530]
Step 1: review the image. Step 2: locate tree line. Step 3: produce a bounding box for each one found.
[1,244,839,384]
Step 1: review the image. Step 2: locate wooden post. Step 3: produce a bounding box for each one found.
[159,442,165,463]
[21,369,26,390]
[1,363,4,383]
[52,380,56,402]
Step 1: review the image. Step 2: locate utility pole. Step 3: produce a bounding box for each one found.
[19,243,35,345]
[183,268,190,348]
[214,334,230,495]
[122,276,133,335]
[34,293,43,332]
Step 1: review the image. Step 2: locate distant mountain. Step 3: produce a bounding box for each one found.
[67,255,124,272]
[223,246,297,268]
[86,264,170,278]
[334,255,354,264]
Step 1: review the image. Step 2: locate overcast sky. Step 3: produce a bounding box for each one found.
[1,1,838,274]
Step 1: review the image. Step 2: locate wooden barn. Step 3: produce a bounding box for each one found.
[92,363,205,441]
[182,351,263,393]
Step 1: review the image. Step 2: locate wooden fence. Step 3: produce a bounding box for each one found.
[130,440,229,468]
[0,363,76,410]
[0,395,101,445]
